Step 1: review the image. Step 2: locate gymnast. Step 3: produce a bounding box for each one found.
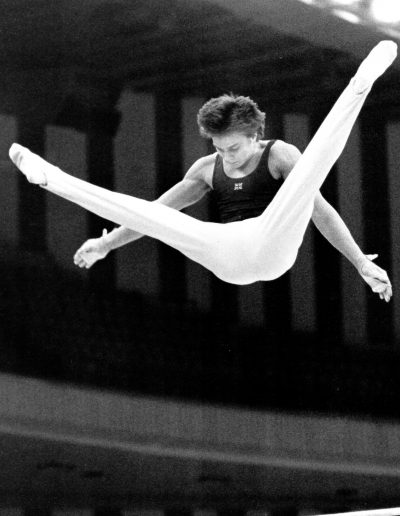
[9,41,396,302]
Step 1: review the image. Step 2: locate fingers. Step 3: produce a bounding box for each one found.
[73,250,92,269]
[383,288,392,302]
[374,282,392,302]
[75,258,93,269]
[372,281,390,293]
[360,254,393,302]
[372,280,392,302]
[381,284,392,303]
[73,242,96,269]
[73,228,107,269]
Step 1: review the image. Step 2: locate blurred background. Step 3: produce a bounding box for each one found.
[0,0,400,515]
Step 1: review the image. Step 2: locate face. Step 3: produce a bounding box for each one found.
[212,132,258,168]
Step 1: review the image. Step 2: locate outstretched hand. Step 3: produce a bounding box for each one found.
[73,229,110,269]
[359,254,392,302]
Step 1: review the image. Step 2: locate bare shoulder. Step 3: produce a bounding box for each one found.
[185,153,217,187]
[268,139,301,179]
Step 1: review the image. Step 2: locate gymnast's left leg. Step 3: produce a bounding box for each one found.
[252,40,397,280]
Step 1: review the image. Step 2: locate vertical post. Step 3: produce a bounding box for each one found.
[155,90,186,304]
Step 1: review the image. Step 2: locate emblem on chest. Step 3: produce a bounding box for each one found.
[234,182,243,190]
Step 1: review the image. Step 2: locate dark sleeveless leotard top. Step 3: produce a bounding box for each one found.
[211,140,282,223]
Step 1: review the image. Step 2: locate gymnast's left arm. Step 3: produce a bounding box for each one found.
[271,140,392,302]
[312,194,392,302]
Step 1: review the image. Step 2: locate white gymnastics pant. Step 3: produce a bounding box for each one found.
[12,44,394,285]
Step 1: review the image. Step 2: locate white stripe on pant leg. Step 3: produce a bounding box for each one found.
[182,96,212,312]
[114,90,160,296]
[337,121,367,344]
[46,126,88,274]
[386,121,400,342]
[283,113,317,334]
[0,115,18,247]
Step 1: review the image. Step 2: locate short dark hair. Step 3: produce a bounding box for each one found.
[197,93,265,139]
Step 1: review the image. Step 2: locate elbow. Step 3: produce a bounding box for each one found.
[312,207,332,229]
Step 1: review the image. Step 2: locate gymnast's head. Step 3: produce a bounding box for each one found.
[197,93,266,165]
[197,93,265,140]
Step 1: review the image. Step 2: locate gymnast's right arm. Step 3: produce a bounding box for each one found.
[73,158,211,269]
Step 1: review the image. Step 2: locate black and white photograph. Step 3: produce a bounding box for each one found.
[0,1,399,515]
